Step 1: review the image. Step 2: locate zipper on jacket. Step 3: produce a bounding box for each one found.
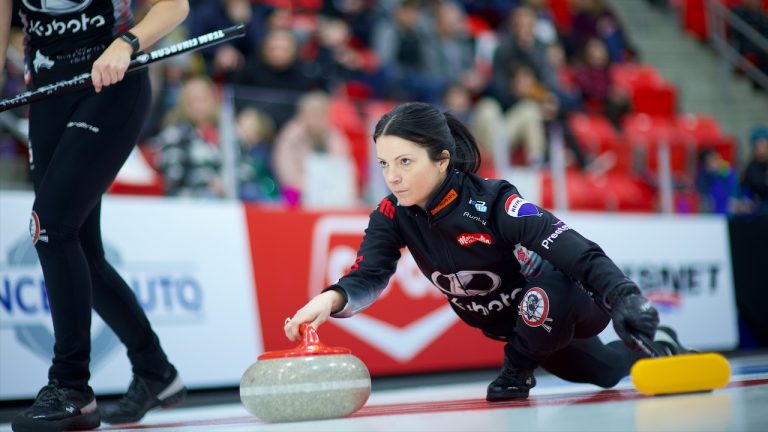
[427,213,471,295]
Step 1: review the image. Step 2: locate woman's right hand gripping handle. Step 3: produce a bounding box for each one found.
[283,289,346,342]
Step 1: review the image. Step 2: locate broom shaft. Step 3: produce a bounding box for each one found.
[0,24,246,112]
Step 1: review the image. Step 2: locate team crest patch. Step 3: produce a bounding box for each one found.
[505,194,541,218]
[519,287,552,332]
[29,211,49,245]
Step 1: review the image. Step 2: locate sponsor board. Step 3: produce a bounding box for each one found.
[244,208,505,375]
[246,208,738,376]
[555,213,738,350]
[0,191,261,400]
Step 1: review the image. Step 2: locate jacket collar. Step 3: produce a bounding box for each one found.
[423,169,463,221]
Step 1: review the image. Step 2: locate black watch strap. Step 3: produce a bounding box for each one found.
[120,31,140,55]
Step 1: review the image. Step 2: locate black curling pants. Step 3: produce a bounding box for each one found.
[28,70,172,391]
[496,263,646,388]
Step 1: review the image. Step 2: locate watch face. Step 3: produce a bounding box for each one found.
[122,33,139,52]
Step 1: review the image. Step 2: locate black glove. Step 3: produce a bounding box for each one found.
[604,282,659,353]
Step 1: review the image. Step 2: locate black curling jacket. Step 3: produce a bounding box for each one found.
[328,170,630,334]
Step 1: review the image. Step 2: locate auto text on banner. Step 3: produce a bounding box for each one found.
[0,191,262,400]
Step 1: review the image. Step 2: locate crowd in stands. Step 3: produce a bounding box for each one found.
[1,0,767,216]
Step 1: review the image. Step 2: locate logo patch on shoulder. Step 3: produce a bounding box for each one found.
[469,199,487,213]
[504,194,541,218]
[378,198,395,219]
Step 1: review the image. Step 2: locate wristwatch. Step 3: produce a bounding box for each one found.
[120,31,140,55]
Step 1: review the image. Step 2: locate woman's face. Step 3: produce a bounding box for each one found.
[182,79,215,125]
[586,39,608,67]
[376,135,449,209]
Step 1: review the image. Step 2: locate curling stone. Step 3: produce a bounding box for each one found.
[240,324,371,422]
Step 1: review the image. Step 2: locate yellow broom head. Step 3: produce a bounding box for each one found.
[631,352,731,396]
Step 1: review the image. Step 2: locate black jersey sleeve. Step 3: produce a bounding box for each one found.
[493,188,631,300]
[325,197,405,317]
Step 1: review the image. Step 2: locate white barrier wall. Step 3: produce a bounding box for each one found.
[0,191,261,400]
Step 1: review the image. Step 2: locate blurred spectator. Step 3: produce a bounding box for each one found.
[373,0,442,102]
[236,108,281,202]
[524,0,558,44]
[568,0,634,63]
[423,1,486,97]
[572,38,630,129]
[484,38,590,171]
[154,77,225,198]
[232,28,322,129]
[442,82,475,125]
[186,0,270,79]
[493,6,559,94]
[1,29,25,105]
[695,147,740,215]
[302,16,385,98]
[546,41,582,113]
[0,29,31,186]
[320,0,382,48]
[272,91,356,206]
[741,126,768,214]
[458,0,519,29]
[475,64,549,168]
[730,0,768,79]
[142,27,198,140]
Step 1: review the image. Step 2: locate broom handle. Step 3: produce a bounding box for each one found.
[0,24,246,112]
[587,282,665,358]
[632,333,664,358]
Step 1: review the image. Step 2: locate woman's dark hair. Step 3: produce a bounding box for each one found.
[373,102,482,173]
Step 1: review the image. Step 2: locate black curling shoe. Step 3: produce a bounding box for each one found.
[11,382,100,431]
[100,368,186,424]
[486,357,536,401]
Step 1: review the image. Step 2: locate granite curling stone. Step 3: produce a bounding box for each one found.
[240,324,371,422]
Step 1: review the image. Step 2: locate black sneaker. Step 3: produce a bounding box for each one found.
[11,382,100,432]
[654,325,696,355]
[100,369,186,424]
[486,357,536,401]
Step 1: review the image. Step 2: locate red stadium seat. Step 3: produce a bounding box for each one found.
[568,113,619,152]
[631,83,678,119]
[683,0,709,41]
[547,0,573,34]
[539,171,655,212]
[707,136,737,164]
[611,64,664,94]
[623,114,692,175]
[540,171,607,211]
[682,0,742,41]
[606,173,656,212]
[330,96,369,193]
[466,14,493,38]
[675,113,722,143]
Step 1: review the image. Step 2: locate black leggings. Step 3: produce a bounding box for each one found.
[501,263,645,388]
[29,70,171,391]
